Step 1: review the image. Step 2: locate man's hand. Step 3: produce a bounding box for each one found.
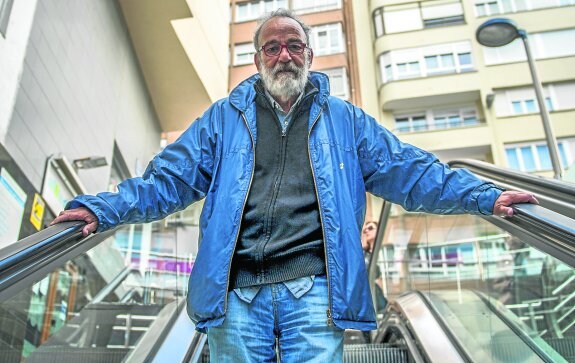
[493,191,538,217]
[50,207,98,237]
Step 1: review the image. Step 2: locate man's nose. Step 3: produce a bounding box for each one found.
[278,46,292,62]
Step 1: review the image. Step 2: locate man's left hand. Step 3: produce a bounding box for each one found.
[493,191,538,217]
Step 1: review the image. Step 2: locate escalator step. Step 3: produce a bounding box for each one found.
[343,344,409,363]
[25,347,131,363]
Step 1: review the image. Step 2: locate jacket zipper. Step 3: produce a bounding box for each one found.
[223,112,256,313]
[308,108,333,326]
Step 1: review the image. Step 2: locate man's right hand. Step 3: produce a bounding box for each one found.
[50,207,98,237]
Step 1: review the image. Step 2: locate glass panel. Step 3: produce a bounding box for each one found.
[448,115,460,127]
[506,149,520,170]
[521,146,536,171]
[425,55,439,70]
[383,4,422,34]
[441,53,455,68]
[412,116,427,131]
[463,116,478,125]
[558,143,568,167]
[0,221,191,361]
[537,145,552,170]
[458,52,472,66]
[434,117,448,129]
[374,9,384,37]
[512,101,522,114]
[525,99,537,113]
[395,118,410,133]
[377,211,575,362]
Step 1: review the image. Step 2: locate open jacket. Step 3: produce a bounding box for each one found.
[68,71,503,331]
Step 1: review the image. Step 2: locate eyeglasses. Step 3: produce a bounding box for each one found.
[259,41,307,57]
[363,226,376,232]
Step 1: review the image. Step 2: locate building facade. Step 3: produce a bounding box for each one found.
[365,0,575,180]
[229,0,362,104]
[0,0,229,242]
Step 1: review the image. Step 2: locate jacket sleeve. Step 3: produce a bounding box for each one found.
[352,106,503,215]
[66,103,222,232]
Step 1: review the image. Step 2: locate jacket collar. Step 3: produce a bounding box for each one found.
[229,71,330,112]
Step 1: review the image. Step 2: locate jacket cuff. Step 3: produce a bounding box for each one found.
[476,185,505,215]
[65,197,109,233]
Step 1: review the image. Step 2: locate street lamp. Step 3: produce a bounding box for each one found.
[476,18,563,180]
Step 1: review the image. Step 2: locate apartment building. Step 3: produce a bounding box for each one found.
[229,0,362,103]
[364,0,575,180]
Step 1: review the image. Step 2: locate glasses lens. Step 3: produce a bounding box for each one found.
[263,43,281,56]
[262,42,305,56]
[287,42,305,54]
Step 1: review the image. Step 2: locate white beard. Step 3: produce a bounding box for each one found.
[259,52,310,99]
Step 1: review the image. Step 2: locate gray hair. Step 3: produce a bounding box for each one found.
[253,8,311,50]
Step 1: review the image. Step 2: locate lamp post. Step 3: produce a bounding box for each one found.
[476,18,562,180]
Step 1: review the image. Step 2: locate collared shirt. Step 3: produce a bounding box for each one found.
[234,275,315,303]
[264,88,305,134]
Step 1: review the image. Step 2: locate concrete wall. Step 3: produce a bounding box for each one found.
[3,0,161,194]
[0,0,38,143]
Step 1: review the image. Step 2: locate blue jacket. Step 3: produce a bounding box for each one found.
[68,72,503,331]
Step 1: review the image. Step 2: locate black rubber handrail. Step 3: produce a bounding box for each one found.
[0,222,116,300]
[449,159,574,202]
[449,159,575,218]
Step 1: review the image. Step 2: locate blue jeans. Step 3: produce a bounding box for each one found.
[207,275,344,362]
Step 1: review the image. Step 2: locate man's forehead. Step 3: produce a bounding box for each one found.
[259,17,306,41]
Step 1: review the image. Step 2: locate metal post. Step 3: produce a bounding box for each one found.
[519,30,563,179]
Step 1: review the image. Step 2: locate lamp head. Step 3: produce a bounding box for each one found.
[476,18,522,47]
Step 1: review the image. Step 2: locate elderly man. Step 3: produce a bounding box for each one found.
[53,8,537,362]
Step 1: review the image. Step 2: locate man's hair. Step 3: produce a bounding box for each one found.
[253,8,311,50]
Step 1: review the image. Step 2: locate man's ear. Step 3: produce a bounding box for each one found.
[254,52,261,72]
[307,48,314,68]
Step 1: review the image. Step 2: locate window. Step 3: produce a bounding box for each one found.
[421,0,465,28]
[474,0,575,17]
[310,23,345,56]
[235,0,287,22]
[505,138,574,172]
[321,67,349,100]
[482,29,575,65]
[394,106,479,133]
[234,43,256,66]
[373,0,464,36]
[379,41,473,83]
[292,0,341,14]
[493,82,575,117]
[373,8,384,37]
[0,0,14,36]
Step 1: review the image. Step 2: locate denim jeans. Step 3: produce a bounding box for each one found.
[207,275,344,362]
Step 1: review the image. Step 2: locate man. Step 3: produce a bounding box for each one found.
[52,9,537,362]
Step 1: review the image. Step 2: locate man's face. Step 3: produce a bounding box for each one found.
[255,17,313,99]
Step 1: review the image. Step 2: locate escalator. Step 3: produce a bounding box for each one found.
[364,160,575,362]
[0,221,194,362]
[0,159,573,362]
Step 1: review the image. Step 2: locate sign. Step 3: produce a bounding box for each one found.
[30,193,45,231]
[0,168,27,248]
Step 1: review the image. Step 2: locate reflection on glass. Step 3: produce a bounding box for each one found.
[0,220,193,362]
[377,209,575,361]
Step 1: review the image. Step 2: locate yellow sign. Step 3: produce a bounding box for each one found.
[30,194,45,231]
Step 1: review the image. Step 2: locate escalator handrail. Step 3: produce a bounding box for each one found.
[448,159,575,203]
[0,221,85,271]
[448,159,574,204]
[0,221,117,300]
[482,203,575,269]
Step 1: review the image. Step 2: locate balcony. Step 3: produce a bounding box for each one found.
[379,71,481,111]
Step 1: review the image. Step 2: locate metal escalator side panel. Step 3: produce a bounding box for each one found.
[395,292,466,363]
